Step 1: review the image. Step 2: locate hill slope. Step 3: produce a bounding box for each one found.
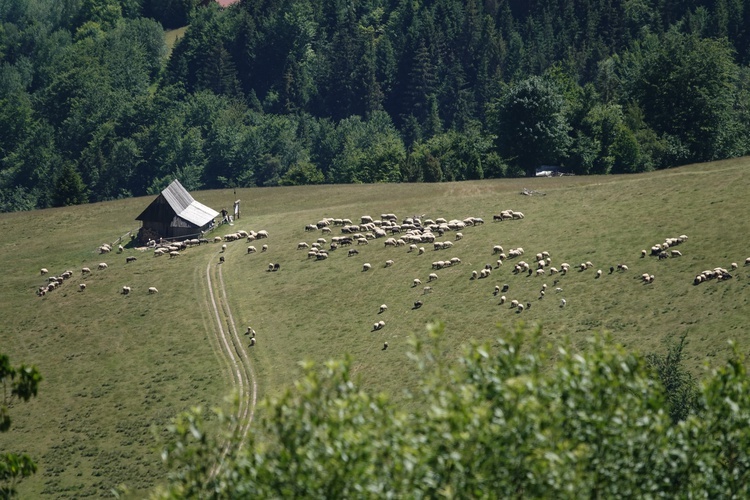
[2,158,749,496]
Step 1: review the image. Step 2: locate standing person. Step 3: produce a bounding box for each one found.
[221,208,228,224]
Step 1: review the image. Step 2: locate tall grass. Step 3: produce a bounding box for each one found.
[2,157,749,496]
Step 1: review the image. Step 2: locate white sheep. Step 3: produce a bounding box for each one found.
[98,262,108,270]
[40,268,48,275]
[118,244,124,253]
[517,303,525,312]
[122,286,131,295]
[148,287,158,294]
[379,304,388,313]
[536,269,545,276]
[246,326,256,337]
[247,246,257,254]
[385,259,394,267]
[455,232,463,241]
[81,267,91,275]
[382,342,388,350]
[510,299,519,308]
[493,245,503,254]
[297,242,309,250]
[378,320,385,329]
[169,251,180,258]
[560,299,566,307]
[671,250,682,257]
[494,285,500,295]
[745,257,750,266]
[418,247,425,255]
[362,263,372,272]
[596,269,602,278]
[413,278,422,287]
[641,249,647,258]
[262,244,269,252]
[428,273,438,282]
[214,236,223,243]
[408,244,418,252]
[221,244,227,252]
[499,295,506,305]
[423,286,433,294]
[79,283,86,291]
[256,230,269,239]
[471,270,478,280]
[249,337,256,347]
[731,262,738,270]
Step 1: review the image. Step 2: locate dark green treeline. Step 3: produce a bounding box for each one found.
[2,0,749,210]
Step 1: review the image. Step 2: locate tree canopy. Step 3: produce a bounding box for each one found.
[2,0,750,210]
[154,323,750,498]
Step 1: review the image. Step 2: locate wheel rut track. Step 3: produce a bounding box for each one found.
[204,249,257,473]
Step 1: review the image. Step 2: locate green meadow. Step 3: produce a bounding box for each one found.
[2,158,749,496]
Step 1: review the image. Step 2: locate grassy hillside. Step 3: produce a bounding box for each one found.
[2,158,750,496]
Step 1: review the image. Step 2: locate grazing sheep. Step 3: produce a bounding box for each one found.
[79,283,86,291]
[362,263,372,272]
[219,256,225,263]
[413,300,423,309]
[379,304,388,313]
[378,320,385,329]
[118,244,124,253]
[214,236,223,243]
[268,263,275,271]
[348,248,359,257]
[413,278,422,287]
[423,286,433,294]
[373,322,380,331]
[148,287,158,294]
[122,286,131,295]
[502,284,509,292]
[560,299,566,307]
[81,267,91,275]
[493,245,504,254]
[499,295,506,305]
[641,249,647,258]
[98,262,108,270]
[617,264,629,271]
[536,269,545,276]
[731,262,738,270]
[555,287,563,293]
[428,273,438,282]
[596,269,602,279]
[40,268,48,275]
[382,342,388,351]
[541,284,547,291]
[247,246,257,254]
[671,250,682,257]
[471,270,478,280]
[408,244,418,253]
[273,263,280,271]
[494,285,500,296]
[249,338,256,347]
[517,303,525,313]
[170,251,180,258]
[745,257,750,266]
[455,232,463,241]
[126,256,137,263]
[262,244,268,252]
[549,267,558,274]
[297,242,309,250]
[510,300,519,308]
[256,230,269,239]
[246,327,256,337]
[385,259,395,267]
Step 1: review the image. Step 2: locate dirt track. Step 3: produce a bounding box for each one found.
[204,249,257,464]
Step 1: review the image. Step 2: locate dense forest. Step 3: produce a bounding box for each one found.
[1,0,749,211]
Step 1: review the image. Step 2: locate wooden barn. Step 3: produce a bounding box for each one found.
[136,180,219,243]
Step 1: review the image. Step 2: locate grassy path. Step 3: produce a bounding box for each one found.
[204,247,257,468]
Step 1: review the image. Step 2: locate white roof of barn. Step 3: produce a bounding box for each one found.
[162,179,219,226]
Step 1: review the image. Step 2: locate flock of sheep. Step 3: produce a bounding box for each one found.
[35,206,748,355]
